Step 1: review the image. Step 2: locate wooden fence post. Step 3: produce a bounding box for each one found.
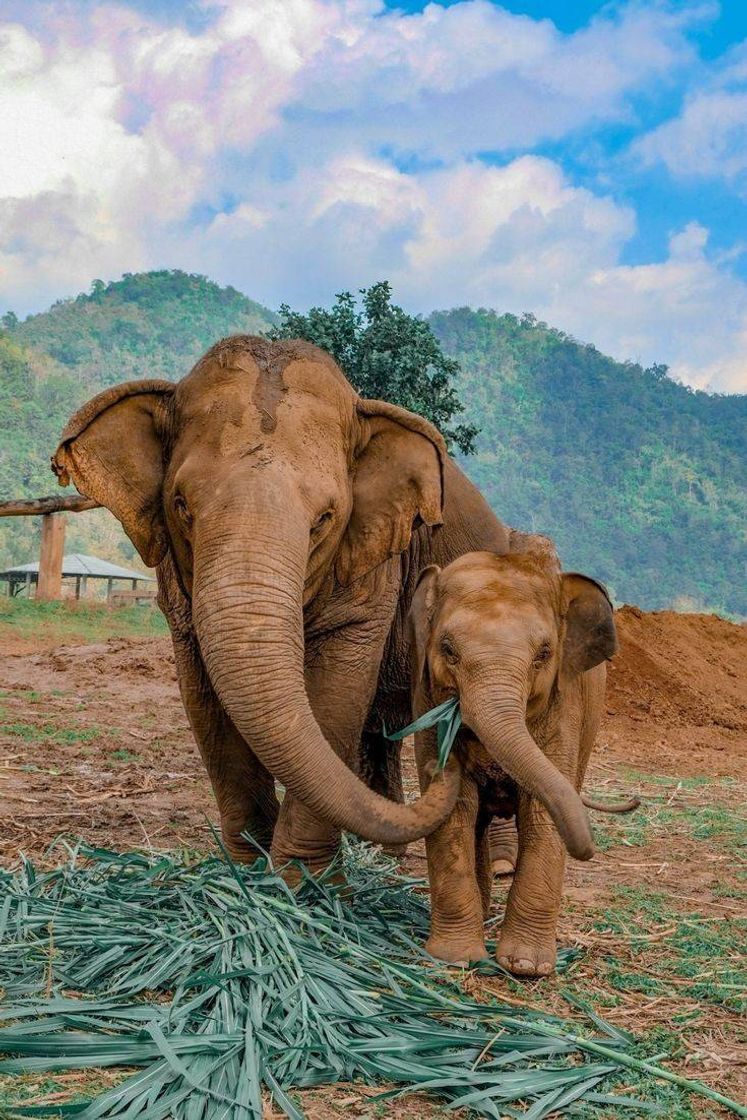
[37,513,66,601]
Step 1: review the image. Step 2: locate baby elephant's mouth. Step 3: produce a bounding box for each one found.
[455,731,519,816]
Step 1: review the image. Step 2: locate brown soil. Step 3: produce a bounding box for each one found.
[605,606,747,779]
[2,607,743,861]
[1,607,745,1114]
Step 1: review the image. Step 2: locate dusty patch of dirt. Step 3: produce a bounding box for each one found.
[0,636,210,862]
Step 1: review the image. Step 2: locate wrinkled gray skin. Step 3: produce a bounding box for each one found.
[53,337,594,874]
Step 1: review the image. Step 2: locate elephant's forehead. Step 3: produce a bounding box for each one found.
[174,352,353,441]
[440,560,557,619]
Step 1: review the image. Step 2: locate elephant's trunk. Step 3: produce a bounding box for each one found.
[191,510,460,847]
[459,678,594,861]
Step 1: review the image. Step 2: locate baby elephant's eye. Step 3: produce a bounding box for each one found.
[440,636,459,665]
[533,644,552,667]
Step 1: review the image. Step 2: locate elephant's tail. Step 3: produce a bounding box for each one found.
[582,792,640,814]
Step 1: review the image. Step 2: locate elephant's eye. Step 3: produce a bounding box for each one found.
[173,494,193,529]
[312,508,334,536]
[440,636,459,665]
[533,644,552,667]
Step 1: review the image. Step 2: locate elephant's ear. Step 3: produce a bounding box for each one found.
[408,565,440,689]
[51,380,174,567]
[561,573,617,676]
[336,399,446,585]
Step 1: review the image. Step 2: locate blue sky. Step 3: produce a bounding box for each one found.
[1,0,746,390]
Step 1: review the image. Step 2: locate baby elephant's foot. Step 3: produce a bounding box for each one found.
[496,930,557,978]
[426,934,489,967]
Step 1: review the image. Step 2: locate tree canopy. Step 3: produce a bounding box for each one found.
[269,283,478,454]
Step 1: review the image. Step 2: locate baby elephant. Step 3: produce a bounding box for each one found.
[409,543,617,977]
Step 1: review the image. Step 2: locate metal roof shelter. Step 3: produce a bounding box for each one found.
[0,553,154,599]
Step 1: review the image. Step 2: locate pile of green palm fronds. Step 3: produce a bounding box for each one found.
[0,839,744,1120]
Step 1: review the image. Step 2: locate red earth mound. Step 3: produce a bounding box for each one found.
[604,607,746,779]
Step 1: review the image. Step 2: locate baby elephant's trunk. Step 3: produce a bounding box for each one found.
[459,684,595,862]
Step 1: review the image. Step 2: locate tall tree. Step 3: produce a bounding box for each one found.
[269,282,478,454]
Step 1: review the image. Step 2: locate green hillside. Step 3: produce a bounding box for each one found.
[0,272,275,576]
[0,272,744,616]
[8,270,274,389]
[432,308,747,617]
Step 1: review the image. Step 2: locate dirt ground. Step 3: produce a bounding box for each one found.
[1,603,745,1116]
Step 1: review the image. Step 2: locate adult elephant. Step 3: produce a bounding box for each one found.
[52,336,593,871]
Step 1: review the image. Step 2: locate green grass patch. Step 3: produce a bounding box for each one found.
[620,770,715,790]
[592,794,746,855]
[0,721,101,745]
[592,804,659,851]
[0,598,167,643]
[0,1071,126,1114]
[108,748,139,763]
[682,805,747,847]
[597,885,747,1012]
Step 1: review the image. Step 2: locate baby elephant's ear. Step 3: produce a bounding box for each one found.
[408,566,440,689]
[561,573,617,676]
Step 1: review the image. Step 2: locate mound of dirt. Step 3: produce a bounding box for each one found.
[603,606,746,777]
[610,607,746,730]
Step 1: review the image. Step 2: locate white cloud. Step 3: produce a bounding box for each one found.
[287,0,705,162]
[634,38,747,193]
[185,152,746,391]
[0,0,745,392]
[636,89,747,192]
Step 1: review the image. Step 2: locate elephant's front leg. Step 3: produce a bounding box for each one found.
[360,728,406,856]
[416,732,488,964]
[162,567,279,862]
[269,616,394,874]
[497,796,566,977]
[498,678,595,977]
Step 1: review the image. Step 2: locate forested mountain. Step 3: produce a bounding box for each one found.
[1,272,744,616]
[0,272,276,576]
[8,270,274,388]
[432,309,746,616]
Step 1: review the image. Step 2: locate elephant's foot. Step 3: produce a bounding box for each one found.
[496,927,557,978]
[276,858,346,890]
[426,933,489,967]
[220,823,270,865]
[270,832,342,886]
[270,795,341,883]
[488,817,518,877]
